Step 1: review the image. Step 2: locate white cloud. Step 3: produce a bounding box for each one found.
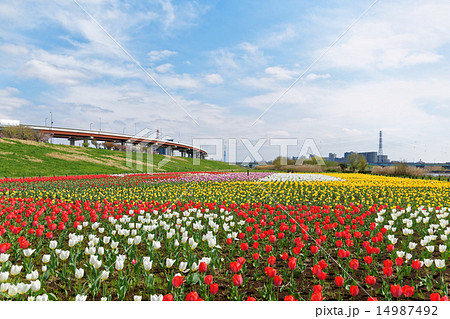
[205,73,223,84]
[265,66,297,80]
[148,50,177,62]
[155,63,174,73]
[21,59,87,85]
[0,87,29,112]
[306,73,331,81]
[320,1,450,70]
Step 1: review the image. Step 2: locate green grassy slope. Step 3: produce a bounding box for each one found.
[0,138,243,177]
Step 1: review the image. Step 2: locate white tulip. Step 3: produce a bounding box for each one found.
[98,247,105,255]
[10,265,23,276]
[0,282,10,292]
[397,251,405,258]
[179,261,188,272]
[42,255,51,264]
[150,294,163,301]
[166,258,175,268]
[75,294,87,301]
[26,270,39,281]
[36,294,49,301]
[94,260,102,269]
[143,260,153,271]
[30,280,41,292]
[426,246,435,253]
[75,268,84,279]
[49,240,57,250]
[435,259,446,269]
[153,241,161,250]
[148,234,155,241]
[424,259,433,267]
[127,238,134,245]
[409,242,417,250]
[8,284,18,297]
[28,296,35,301]
[191,262,199,271]
[100,270,109,281]
[23,248,36,257]
[102,236,111,245]
[42,265,47,272]
[134,295,142,301]
[441,234,448,241]
[406,253,412,260]
[101,297,108,301]
[439,245,447,253]
[0,272,9,282]
[17,283,31,294]
[59,250,70,261]
[134,236,142,245]
[0,253,9,263]
[115,260,124,271]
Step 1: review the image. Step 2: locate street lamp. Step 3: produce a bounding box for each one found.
[45,118,47,126]
[99,117,102,132]
[50,112,53,144]
[123,127,126,134]
[90,123,93,130]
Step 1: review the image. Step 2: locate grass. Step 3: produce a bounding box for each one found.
[0,138,244,178]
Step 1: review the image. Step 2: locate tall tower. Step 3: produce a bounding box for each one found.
[378,130,383,156]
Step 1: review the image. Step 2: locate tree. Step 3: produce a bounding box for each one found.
[346,153,368,172]
[1,125,44,141]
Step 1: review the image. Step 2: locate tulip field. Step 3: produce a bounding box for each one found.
[1,171,450,301]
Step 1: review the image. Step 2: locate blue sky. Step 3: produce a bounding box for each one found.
[0,0,450,162]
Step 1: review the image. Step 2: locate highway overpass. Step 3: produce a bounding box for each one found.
[27,125,207,158]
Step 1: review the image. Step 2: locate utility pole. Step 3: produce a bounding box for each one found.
[50,112,53,144]
[99,117,102,131]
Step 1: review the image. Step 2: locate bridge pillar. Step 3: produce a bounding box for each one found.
[167,146,173,156]
[69,137,76,146]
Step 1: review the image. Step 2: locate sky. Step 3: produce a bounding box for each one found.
[0,0,450,163]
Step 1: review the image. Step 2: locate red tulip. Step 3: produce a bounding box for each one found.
[265,245,272,253]
[253,242,259,249]
[311,292,323,301]
[391,284,402,298]
[402,285,415,297]
[288,258,297,270]
[172,275,184,288]
[252,253,260,260]
[395,257,404,266]
[273,275,283,286]
[364,256,373,264]
[280,252,288,260]
[233,274,243,287]
[313,285,323,293]
[226,238,232,245]
[186,291,200,301]
[383,267,393,277]
[237,257,246,265]
[365,275,376,286]
[412,260,422,270]
[265,266,277,278]
[240,243,249,251]
[367,297,378,301]
[230,262,242,273]
[284,295,296,301]
[310,245,319,254]
[210,283,219,295]
[318,259,328,270]
[430,293,441,301]
[204,275,213,285]
[312,265,322,277]
[268,256,276,265]
[199,262,207,273]
[440,296,449,301]
[163,293,174,301]
[246,297,256,301]
[335,276,344,287]
[386,244,394,251]
[349,259,359,270]
[383,259,393,268]
[318,271,327,281]
[349,285,359,296]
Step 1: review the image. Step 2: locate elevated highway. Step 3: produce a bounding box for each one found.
[27,125,206,158]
